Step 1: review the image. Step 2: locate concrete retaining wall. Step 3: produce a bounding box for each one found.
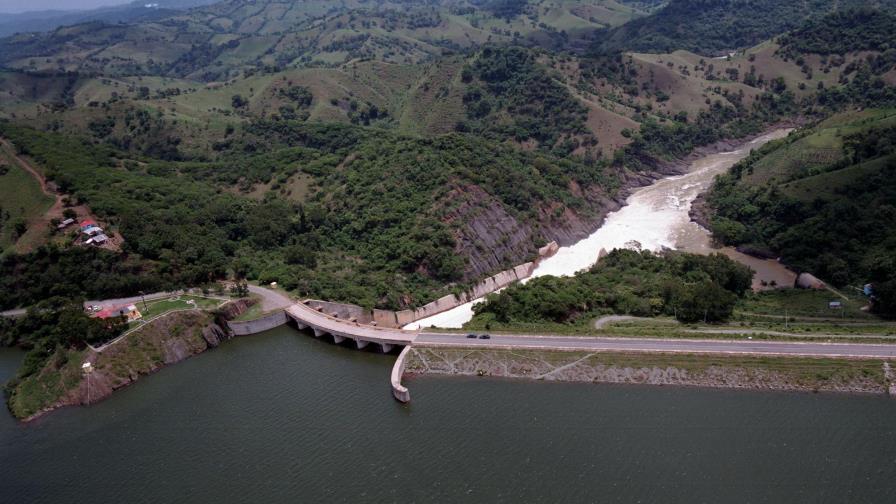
[226,310,288,336]
[391,346,412,402]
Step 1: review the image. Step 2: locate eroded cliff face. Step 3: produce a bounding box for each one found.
[441,166,666,281]
[440,184,542,280]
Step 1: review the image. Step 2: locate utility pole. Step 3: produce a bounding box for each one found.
[139,290,148,312]
[82,362,94,405]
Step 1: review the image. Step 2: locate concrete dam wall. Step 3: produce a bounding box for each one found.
[226,310,289,336]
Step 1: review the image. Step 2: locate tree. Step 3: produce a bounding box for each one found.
[231,94,248,109]
[230,281,249,298]
[672,280,737,323]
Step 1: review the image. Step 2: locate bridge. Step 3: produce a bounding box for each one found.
[285,302,417,353]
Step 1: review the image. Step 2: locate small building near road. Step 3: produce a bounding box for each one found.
[86,233,109,245]
[82,225,104,237]
[57,218,75,230]
[96,304,142,322]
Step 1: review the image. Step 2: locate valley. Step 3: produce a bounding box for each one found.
[0,1,895,501]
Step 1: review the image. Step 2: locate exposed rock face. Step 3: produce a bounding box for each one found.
[441,184,542,280]
[442,180,625,281]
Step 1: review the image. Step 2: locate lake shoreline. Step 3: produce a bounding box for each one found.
[8,300,253,423]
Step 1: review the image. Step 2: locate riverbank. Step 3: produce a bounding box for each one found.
[6,300,252,421]
[412,126,799,329]
[403,346,896,395]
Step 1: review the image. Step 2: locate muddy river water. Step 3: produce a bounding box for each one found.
[409,129,796,329]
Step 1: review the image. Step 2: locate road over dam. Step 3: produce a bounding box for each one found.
[283,301,896,402]
[285,301,896,359]
[414,332,896,359]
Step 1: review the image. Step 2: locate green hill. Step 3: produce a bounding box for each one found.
[592,0,896,56]
[706,109,896,316]
[0,0,655,81]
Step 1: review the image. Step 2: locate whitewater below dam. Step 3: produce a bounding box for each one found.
[407,129,795,329]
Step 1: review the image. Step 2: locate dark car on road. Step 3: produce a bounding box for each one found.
[466,333,477,339]
[478,334,491,339]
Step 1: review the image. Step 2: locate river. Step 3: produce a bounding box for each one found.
[407,129,796,329]
[2,329,896,503]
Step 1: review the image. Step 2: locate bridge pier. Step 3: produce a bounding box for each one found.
[312,328,326,338]
[355,339,370,350]
[295,322,308,330]
[380,343,394,354]
[333,334,346,344]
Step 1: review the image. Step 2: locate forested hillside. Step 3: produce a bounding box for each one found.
[0,116,620,310]
[0,0,894,317]
[706,110,896,316]
[592,0,896,56]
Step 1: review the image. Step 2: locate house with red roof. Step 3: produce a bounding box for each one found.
[95,304,142,322]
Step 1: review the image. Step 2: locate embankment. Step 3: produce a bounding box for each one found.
[403,346,895,395]
[227,310,289,335]
[8,300,253,421]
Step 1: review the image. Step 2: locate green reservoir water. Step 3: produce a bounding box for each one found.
[2,327,896,503]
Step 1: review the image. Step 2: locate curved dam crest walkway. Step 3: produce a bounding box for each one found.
[243,297,896,403]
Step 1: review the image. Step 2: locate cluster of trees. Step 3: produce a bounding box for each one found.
[457,46,593,153]
[592,0,874,56]
[473,249,753,325]
[0,245,169,310]
[707,119,896,317]
[1,297,127,386]
[618,91,797,168]
[778,8,896,57]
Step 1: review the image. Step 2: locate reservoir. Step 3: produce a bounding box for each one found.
[2,327,896,503]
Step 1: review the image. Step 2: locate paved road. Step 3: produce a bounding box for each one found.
[594,315,656,329]
[248,284,293,312]
[416,332,896,359]
[84,291,176,310]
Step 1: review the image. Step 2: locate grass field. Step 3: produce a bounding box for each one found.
[739,108,896,189]
[0,147,54,252]
[136,295,225,321]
